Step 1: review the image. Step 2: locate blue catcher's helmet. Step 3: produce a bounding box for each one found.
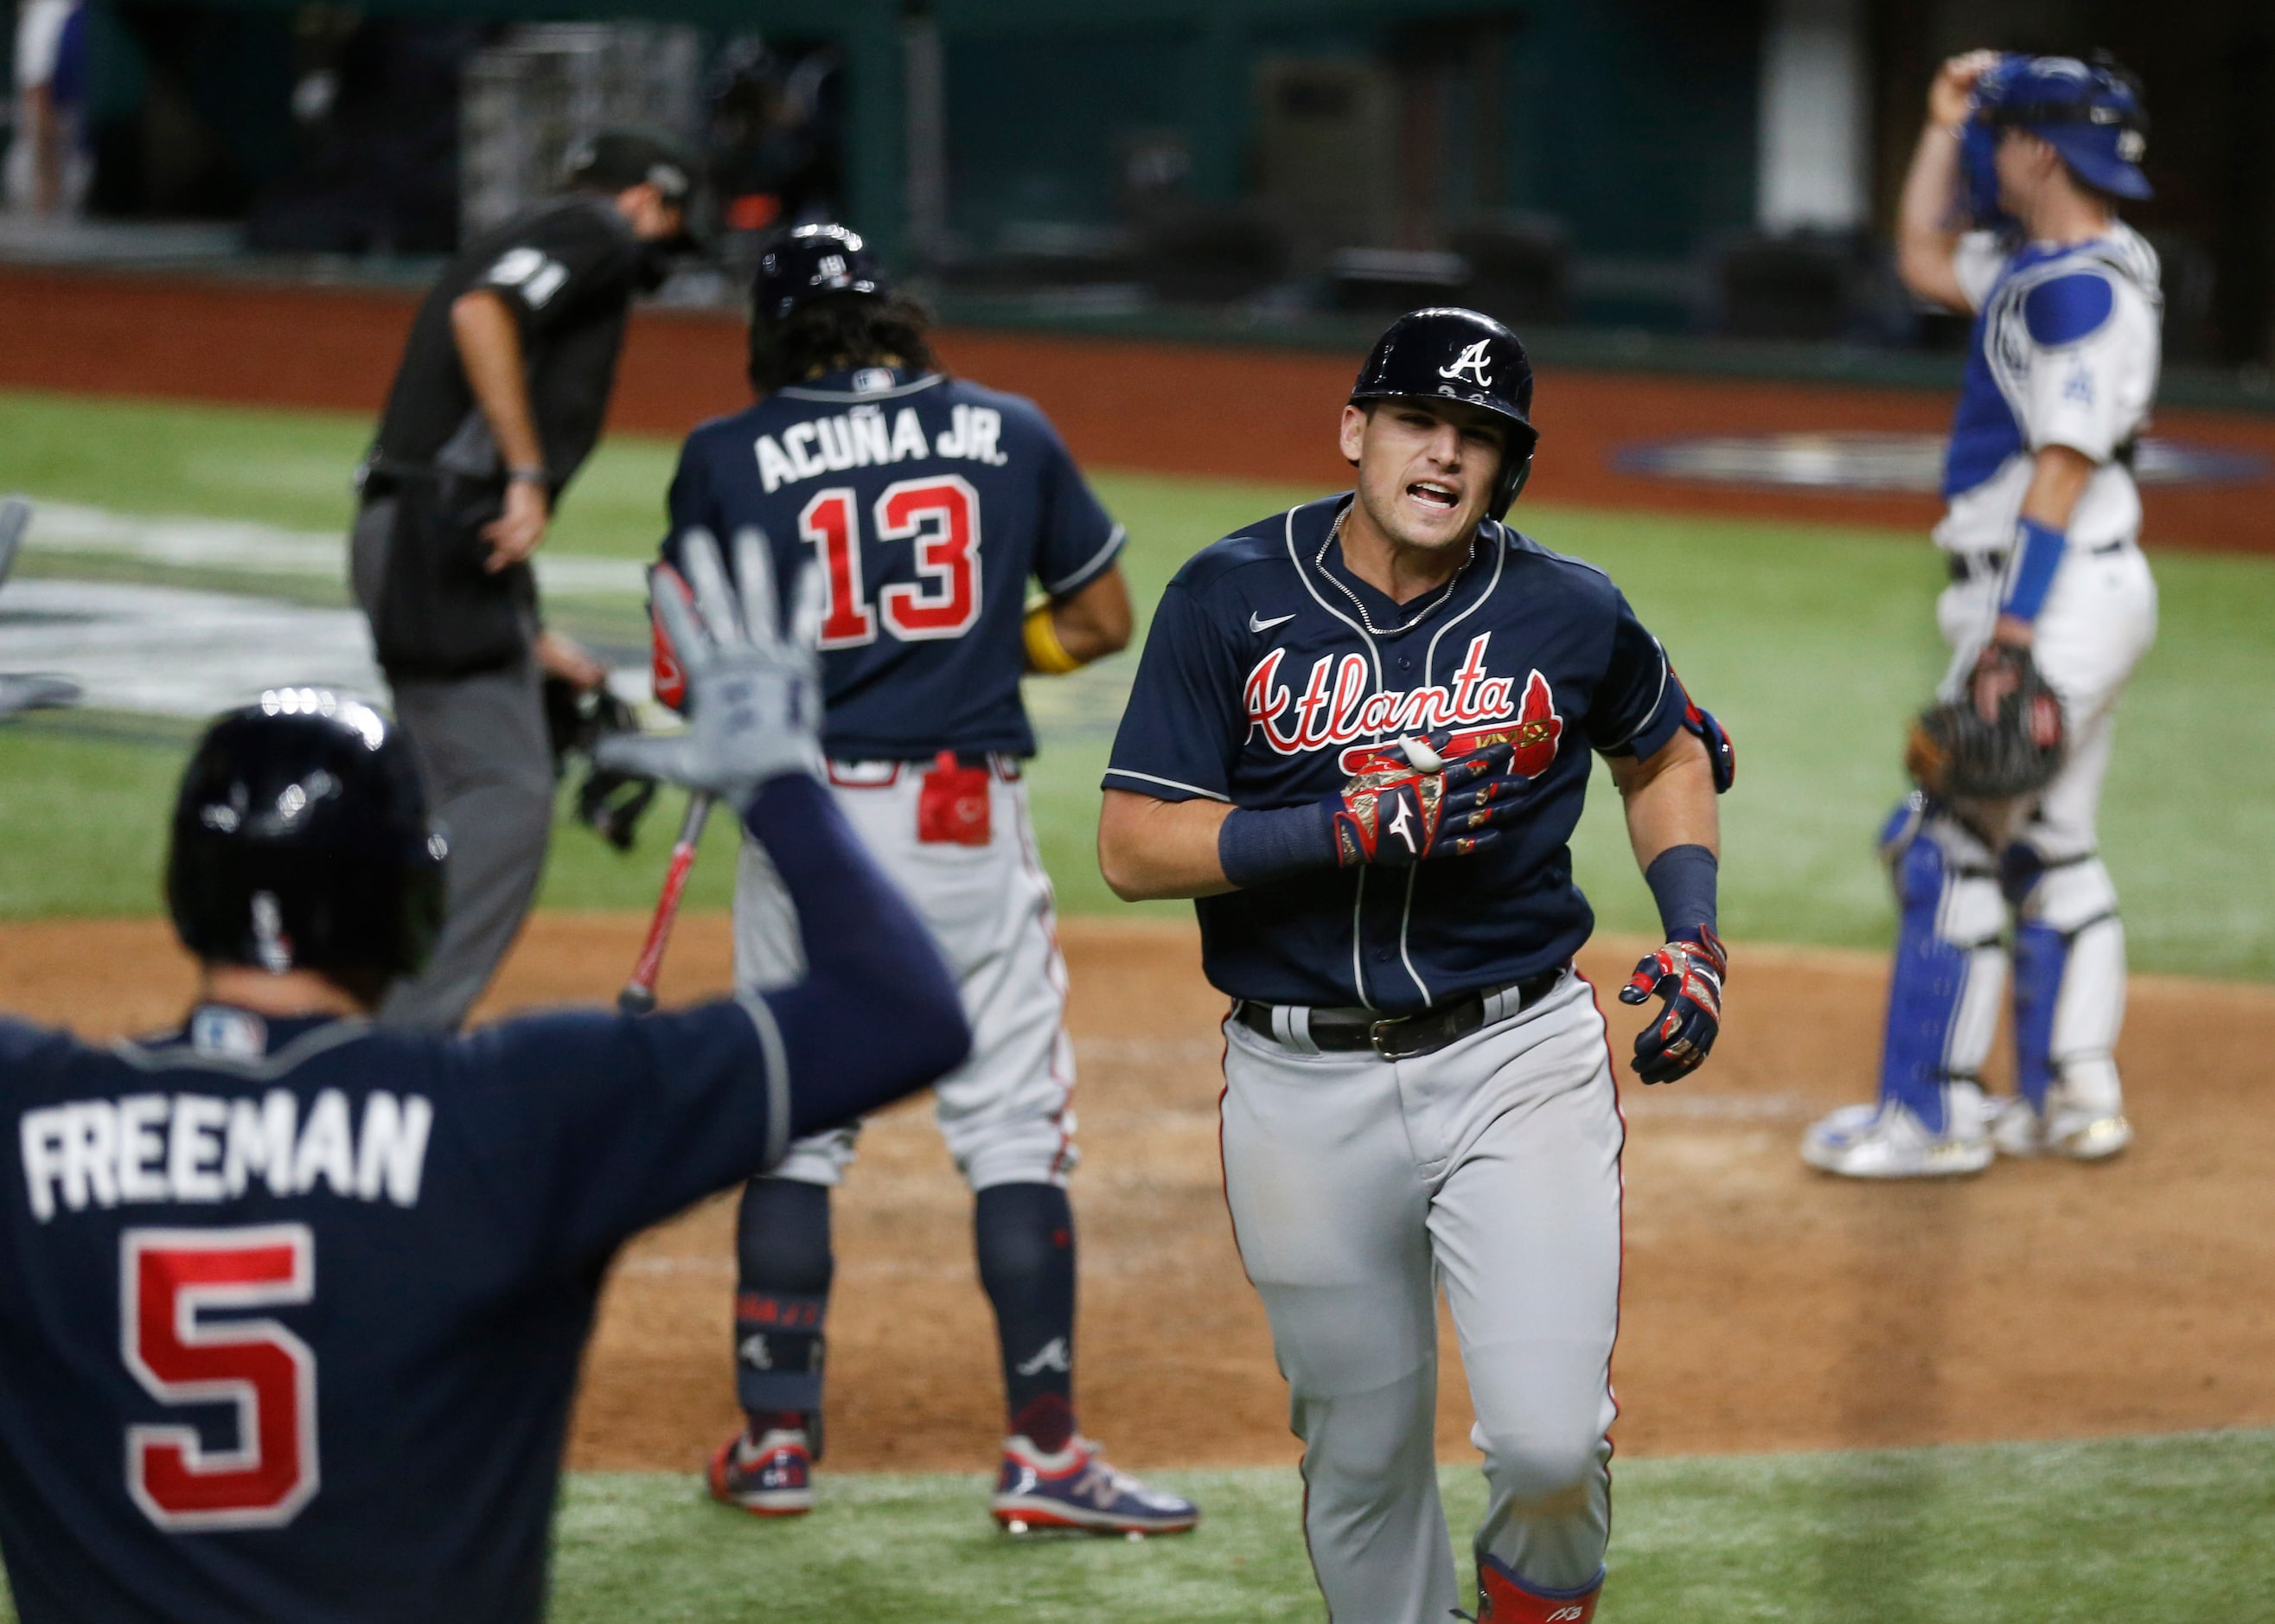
[1960,54,2151,227]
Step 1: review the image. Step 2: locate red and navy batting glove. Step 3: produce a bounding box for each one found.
[1326,735,1525,866]
[1617,924,1727,1084]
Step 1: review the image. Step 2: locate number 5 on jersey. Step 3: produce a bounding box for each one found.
[122,1224,319,1531]
[800,475,982,648]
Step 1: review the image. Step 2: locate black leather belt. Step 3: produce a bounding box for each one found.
[1947,548,2007,585]
[1948,537,2128,585]
[1233,966,1566,1061]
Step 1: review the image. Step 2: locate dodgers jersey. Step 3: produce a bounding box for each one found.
[1937,224,2162,554]
[1106,496,1686,1013]
[0,995,787,1623]
[663,365,1125,759]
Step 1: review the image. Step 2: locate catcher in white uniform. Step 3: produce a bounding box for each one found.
[1805,51,2161,1178]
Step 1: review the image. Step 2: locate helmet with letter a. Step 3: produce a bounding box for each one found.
[167,688,446,989]
[1348,307,1541,519]
[752,221,891,327]
[1962,53,2152,224]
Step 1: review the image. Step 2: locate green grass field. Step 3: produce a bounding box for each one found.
[556,1430,2275,1621]
[6,388,2275,975]
[3,389,2273,1618]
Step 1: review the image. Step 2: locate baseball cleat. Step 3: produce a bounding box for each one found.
[707,1426,813,1516]
[1987,1090,2133,1161]
[1800,1087,1992,1179]
[988,1435,1198,1536]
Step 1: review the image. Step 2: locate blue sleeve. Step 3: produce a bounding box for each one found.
[463,777,970,1273]
[1026,412,1125,597]
[1102,578,1241,803]
[1587,592,1684,758]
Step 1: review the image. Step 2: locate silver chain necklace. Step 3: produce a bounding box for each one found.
[1314,506,1475,638]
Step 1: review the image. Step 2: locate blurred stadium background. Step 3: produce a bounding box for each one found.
[3,2,2274,1619]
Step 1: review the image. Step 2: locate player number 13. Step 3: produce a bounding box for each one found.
[121,1224,319,1531]
[799,475,983,649]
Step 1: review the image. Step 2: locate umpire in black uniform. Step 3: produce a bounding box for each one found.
[351,131,700,1031]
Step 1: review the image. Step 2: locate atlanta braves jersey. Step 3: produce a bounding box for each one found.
[663,365,1125,760]
[0,995,787,1624]
[1937,224,2161,553]
[1105,496,1685,1013]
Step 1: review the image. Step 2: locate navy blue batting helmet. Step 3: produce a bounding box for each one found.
[752,223,890,327]
[167,690,445,983]
[1350,308,1540,519]
[1962,53,2151,225]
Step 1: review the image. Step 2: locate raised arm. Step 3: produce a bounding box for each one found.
[1897,51,2000,313]
[598,527,972,1129]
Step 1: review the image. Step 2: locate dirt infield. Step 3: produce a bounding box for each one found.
[6,912,2269,1474]
[3,265,2272,552]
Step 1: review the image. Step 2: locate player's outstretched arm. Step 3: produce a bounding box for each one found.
[1608,729,1727,1084]
[598,527,971,1128]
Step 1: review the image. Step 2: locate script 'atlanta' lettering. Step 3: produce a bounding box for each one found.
[1245,632,1544,756]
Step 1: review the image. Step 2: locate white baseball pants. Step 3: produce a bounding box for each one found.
[1220,969,1621,1622]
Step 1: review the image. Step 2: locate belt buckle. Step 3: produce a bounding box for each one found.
[1368,1016,1415,1061]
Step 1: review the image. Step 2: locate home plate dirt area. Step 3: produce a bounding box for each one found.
[7,914,2270,1474]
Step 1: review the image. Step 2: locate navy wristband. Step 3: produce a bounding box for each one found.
[2000,516,2067,623]
[1643,843,1719,937]
[1218,802,1338,889]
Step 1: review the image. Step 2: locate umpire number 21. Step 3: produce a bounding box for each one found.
[120,1224,319,1531]
[800,476,983,649]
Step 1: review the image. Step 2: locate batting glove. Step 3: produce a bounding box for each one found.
[1326,732,1529,867]
[1617,924,1727,1084]
[595,527,824,809]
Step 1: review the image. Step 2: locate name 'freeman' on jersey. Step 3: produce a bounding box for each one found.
[21,1090,434,1221]
[753,400,1010,495]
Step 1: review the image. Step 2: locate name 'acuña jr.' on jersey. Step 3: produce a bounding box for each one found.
[1938,223,2160,554]
[663,365,1125,761]
[1106,496,1685,1013]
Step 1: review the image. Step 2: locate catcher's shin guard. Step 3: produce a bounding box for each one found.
[2006,847,2127,1132]
[1477,1554,1601,1623]
[1878,809,2005,1133]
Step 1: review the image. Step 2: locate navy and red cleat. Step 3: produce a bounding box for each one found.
[987,1434,1198,1536]
[707,1426,813,1517]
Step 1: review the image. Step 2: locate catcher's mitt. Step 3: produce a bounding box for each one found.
[1905,642,2065,800]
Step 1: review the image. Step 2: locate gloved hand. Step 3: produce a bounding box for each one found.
[0,675,80,721]
[595,527,823,809]
[1617,924,1727,1084]
[1326,732,1528,867]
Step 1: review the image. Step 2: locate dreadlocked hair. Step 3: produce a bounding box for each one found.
[748,291,939,395]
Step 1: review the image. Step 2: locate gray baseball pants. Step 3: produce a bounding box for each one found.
[352,494,553,1033]
[1219,969,1621,1621]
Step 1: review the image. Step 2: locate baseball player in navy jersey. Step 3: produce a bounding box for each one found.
[658,225,1194,1534]
[1803,53,2159,1178]
[1097,308,1734,1624]
[0,532,974,1622]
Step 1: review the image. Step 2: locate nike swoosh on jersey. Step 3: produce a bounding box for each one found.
[1249,611,1297,634]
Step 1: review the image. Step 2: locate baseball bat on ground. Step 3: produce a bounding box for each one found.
[617,790,715,1014]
